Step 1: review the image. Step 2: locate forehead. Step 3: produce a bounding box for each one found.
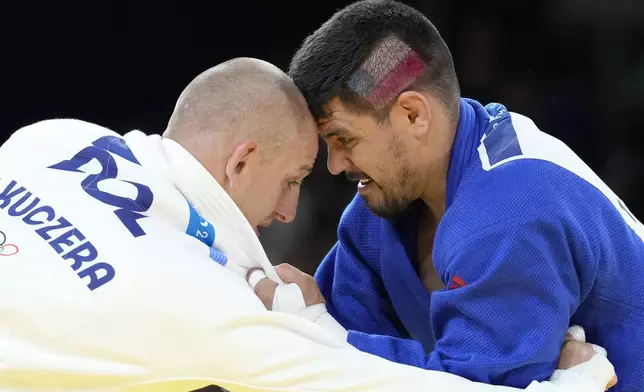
[317,98,375,138]
[281,128,318,168]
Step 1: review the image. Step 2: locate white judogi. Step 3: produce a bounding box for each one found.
[0,119,614,391]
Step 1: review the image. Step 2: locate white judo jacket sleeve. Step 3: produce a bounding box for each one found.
[114,249,615,392]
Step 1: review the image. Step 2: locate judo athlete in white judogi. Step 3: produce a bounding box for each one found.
[0,58,616,391]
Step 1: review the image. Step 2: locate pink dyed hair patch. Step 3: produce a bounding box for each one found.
[347,35,427,109]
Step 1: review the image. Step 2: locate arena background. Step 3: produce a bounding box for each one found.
[3,0,643,276]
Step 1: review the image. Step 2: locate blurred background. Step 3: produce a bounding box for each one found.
[2,0,643,275]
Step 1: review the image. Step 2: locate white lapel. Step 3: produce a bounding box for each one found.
[160,137,283,283]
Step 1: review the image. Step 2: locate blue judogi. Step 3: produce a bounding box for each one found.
[316,99,644,391]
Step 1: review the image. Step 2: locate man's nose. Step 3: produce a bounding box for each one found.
[326,145,350,176]
[275,187,300,223]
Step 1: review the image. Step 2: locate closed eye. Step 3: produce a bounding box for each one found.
[336,136,350,144]
[335,136,357,148]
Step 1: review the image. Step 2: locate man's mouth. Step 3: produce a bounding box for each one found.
[357,177,374,190]
[346,171,375,190]
[347,171,373,184]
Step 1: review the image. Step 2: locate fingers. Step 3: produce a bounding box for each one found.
[556,355,617,391]
[247,265,310,310]
[247,269,277,310]
[274,264,325,307]
[558,340,596,369]
[557,327,617,390]
[564,325,586,344]
[592,344,608,357]
[275,263,304,283]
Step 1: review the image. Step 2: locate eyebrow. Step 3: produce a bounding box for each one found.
[320,126,351,139]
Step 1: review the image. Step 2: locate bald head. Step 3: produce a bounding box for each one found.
[165,57,311,161]
[162,58,319,231]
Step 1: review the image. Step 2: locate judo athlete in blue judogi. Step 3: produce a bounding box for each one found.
[288,1,644,391]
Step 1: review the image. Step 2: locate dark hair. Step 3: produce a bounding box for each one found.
[289,0,460,122]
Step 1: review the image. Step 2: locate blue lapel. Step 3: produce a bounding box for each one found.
[380,218,436,352]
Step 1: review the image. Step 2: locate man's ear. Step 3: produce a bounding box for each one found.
[225,140,259,186]
[392,91,431,138]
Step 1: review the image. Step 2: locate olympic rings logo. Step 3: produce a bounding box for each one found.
[0,231,19,256]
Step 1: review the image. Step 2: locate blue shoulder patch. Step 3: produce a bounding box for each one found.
[483,103,523,165]
[185,200,229,266]
[185,200,215,248]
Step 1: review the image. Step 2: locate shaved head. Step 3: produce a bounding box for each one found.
[163,57,319,232]
[165,57,310,162]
